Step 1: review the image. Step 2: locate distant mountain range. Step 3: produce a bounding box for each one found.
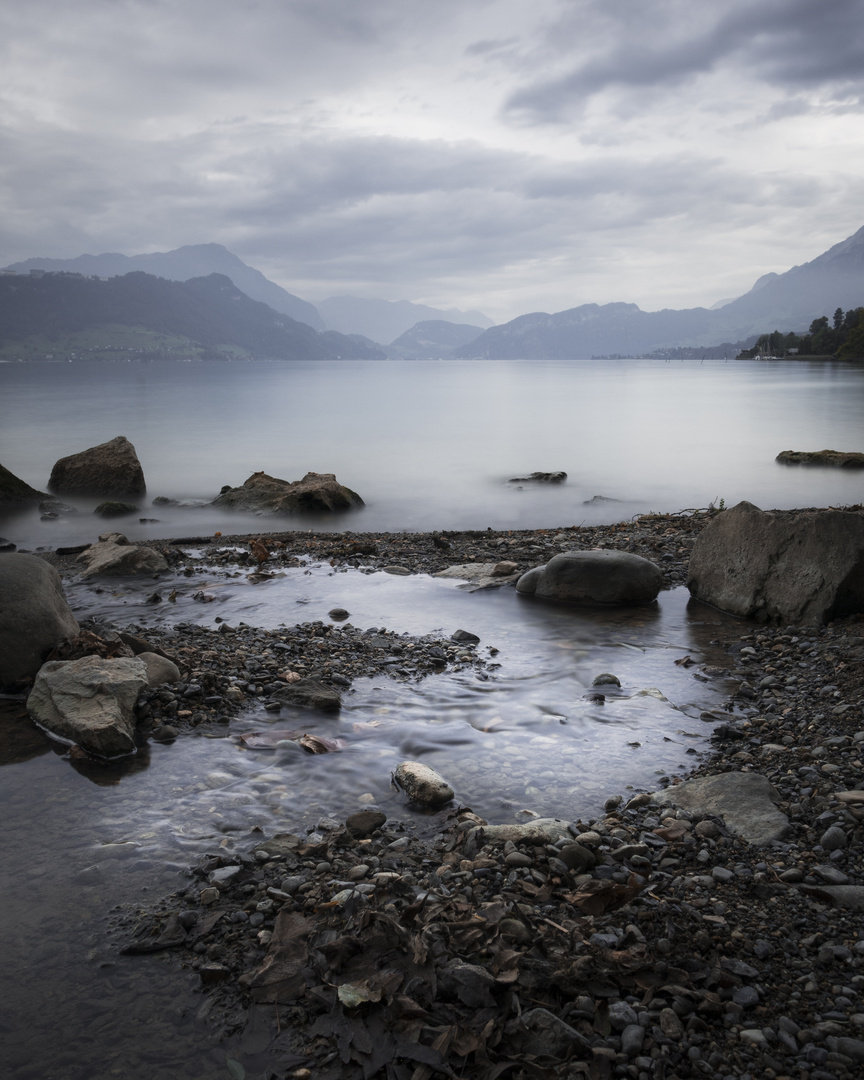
[315,296,494,345]
[0,271,384,362]
[386,320,486,359]
[4,244,325,330]
[454,225,864,359]
[4,225,862,358]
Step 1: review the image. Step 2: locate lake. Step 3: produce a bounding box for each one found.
[0,356,862,1078]
[1,357,862,548]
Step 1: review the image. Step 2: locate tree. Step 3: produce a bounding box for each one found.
[833,307,844,331]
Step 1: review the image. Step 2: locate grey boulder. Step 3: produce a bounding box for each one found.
[271,677,342,713]
[687,501,864,623]
[49,435,146,496]
[27,655,149,757]
[0,554,79,685]
[516,549,662,605]
[212,471,363,514]
[653,771,790,846]
[77,533,168,578]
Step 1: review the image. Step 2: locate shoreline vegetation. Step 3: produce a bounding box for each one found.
[30,512,864,1079]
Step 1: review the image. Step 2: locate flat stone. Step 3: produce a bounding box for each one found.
[470,818,574,847]
[653,771,790,846]
[434,563,520,591]
[345,810,386,837]
[271,678,342,713]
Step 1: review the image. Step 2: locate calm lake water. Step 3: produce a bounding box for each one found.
[0,356,862,1078]
[1,357,863,548]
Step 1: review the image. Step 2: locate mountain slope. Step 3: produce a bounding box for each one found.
[4,244,325,330]
[316,295,494,343]
[386,320,486,358]
[0,272,383,361]
[455,226,864,358]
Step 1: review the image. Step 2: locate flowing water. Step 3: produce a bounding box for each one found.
[0,356,862,1077]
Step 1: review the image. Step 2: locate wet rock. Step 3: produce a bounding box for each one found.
[592,673,621,687]
[653,770,790,845]
[776,449,864,468]
[470,818,573,847]
[0,554,79,685]
[212,471,363,514]
[434,562,520,590]
[0,461,46,505]
[820,825,848,850]
[450,629,479,644]
[27,655,149,757]
[507,471,567,484]
[77,534,169,578]
[345,810,386,837]
[49,435,146,496]
[93,501,138,518]
[516,550,663,605]
[394,761,454,806]
[328,607,349,620]
[687,500,864,623]
[271,678,342,713]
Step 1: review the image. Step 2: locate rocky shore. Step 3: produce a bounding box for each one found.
[31,514,864,1078]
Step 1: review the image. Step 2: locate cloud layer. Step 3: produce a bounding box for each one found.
[1,0,862,320]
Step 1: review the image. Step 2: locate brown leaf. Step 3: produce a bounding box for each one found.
[298,732,345,754]
[565,874,647,916]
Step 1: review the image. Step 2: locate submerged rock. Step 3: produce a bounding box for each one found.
[0,554,80,685]
[27,655,150,757]
[776,449,864,468]
[507,471,567,484]
[271,677,342,713]
[516,549,662,605]
[212,471,363,514]
[687,500,864,623]
[49,435,146,496]
[94,501,138,518]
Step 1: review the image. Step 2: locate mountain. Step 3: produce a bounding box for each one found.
[316,295,494,343]
[0,271,384,362]
[386,320,486,359]
[3,243,325,330]
[454,226,864,359]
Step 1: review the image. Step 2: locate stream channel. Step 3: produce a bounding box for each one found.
[0,554,745,1079]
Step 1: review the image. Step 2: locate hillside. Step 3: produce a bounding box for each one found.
[4,244,325,330]
[0,272,384,362]
[386,320,485,359]
[455,226,864,359]
[316,295,494,343]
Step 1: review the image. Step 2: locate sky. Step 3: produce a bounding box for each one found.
[1,0,863,323]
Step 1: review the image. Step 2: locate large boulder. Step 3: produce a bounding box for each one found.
[0,462,46,505]
[77,532,168,578]
[212,471,363,514]
[0,554,79,685]
[653,771,790,846]
[49,435,146,496]
[27,655,149,757]
[687,501,864,624]
[776,449,864,468]
[516,549,662,605]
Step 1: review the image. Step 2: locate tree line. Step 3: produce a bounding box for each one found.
[737,306,864,360]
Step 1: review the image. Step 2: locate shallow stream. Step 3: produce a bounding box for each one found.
[0,560,745,1078]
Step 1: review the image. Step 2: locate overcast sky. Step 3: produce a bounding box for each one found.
[1,0,862,322]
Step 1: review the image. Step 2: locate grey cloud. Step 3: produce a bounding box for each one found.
[505,0,864,122]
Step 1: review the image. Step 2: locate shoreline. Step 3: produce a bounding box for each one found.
[30,516,864,1076]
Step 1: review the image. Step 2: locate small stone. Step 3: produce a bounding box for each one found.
[592,673,621,687]
[394,761,454,806]
[620,1024,645,1057]
[199,888,219,905]
[345,810,386,837]
[820,825,848,850]
[504,851,532,868]
[328,607,350,620]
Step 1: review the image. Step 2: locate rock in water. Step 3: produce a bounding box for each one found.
[0,462,46,505]
[507,471,567,484]
[49,436,146,496]
[0,555,80,685]
[77,533,168,578]
[212,471,363,514]
[516,549,662,605]
[687,501,864,623]
[394,761,454,806]
[27,655,150,757]
[776,449,864,468]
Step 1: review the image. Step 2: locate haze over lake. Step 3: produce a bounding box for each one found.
[2,358,862,547]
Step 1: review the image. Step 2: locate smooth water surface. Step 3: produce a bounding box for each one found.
[1,358,863,548]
